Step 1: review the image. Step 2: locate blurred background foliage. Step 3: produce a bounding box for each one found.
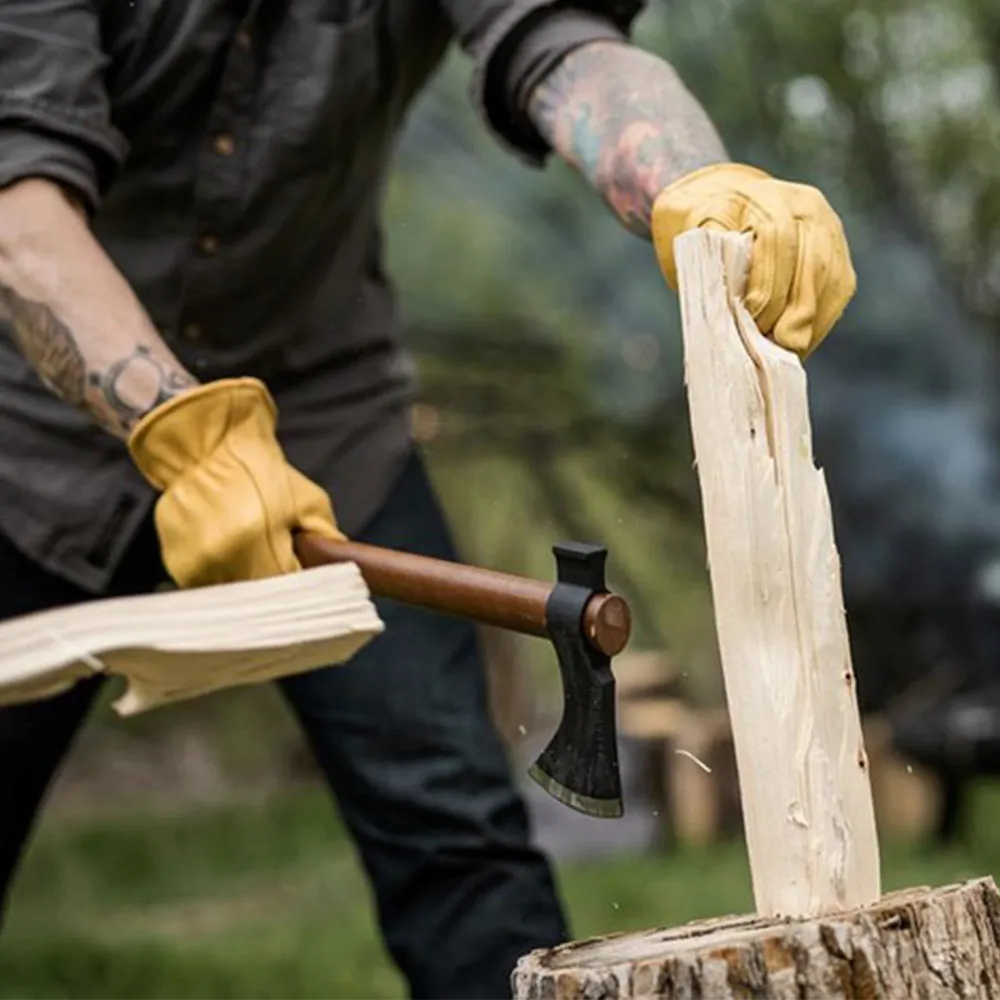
[8,0,1000,995]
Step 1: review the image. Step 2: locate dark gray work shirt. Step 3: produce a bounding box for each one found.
[0,0,643,594]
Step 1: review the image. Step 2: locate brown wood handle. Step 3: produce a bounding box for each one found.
[294,533,631,657]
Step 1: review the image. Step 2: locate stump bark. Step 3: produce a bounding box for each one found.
[512,878,1000,999]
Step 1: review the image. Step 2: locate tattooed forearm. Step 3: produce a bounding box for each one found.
[0,178,199,438]
[527,41,729,237]
[0,283,198,437]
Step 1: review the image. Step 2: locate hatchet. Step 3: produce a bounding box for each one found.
[295,534,630,819]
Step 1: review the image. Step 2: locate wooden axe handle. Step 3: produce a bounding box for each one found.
[294,533,631,657]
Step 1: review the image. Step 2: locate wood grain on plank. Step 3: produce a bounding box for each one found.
[671,229,880,917]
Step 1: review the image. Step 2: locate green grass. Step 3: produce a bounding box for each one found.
[3,784,1000,998]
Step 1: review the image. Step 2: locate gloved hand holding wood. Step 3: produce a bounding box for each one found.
[651,163,857,357]
[128,377,345,588]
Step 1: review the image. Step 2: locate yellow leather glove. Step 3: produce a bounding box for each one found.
[128,377,344,588]
[651,163,857,356]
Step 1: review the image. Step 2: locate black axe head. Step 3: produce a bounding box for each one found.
[528,542,625,819]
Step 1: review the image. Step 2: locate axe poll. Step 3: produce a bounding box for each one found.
[295,534,630,819]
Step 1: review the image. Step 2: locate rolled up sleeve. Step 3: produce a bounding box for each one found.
[441,0,648,166]
[0,1,128,211]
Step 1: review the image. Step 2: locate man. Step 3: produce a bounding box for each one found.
[0,1,856,996]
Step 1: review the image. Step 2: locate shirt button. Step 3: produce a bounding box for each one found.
[213,133,236,156]
[235,28,252,50]
[198,234,219,255]
[182,323,202,343]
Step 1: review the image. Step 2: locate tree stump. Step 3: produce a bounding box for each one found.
[513,877,1000,999]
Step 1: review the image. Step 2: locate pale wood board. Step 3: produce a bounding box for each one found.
[864,716,944,840]
[618,697,691,740]
[612,650,677,697]
[672,229,880,917]
[0,562,384,715]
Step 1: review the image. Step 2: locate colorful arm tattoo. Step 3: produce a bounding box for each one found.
[527,41,728,238]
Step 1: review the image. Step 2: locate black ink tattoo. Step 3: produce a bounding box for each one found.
[0,284,87,406]
[88,345,197,429]
[527,42,728,237]
[0,283,198,436]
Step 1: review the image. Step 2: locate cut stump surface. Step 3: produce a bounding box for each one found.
[513,877,1000,999]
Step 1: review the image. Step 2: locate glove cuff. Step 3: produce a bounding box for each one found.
[658,161,773,199]
[128,377,278,490]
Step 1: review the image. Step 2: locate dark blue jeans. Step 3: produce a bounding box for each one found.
[0,449,568,998]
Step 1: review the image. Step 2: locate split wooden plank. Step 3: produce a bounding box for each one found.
[672,229,880,918]
[0,562,384,715]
